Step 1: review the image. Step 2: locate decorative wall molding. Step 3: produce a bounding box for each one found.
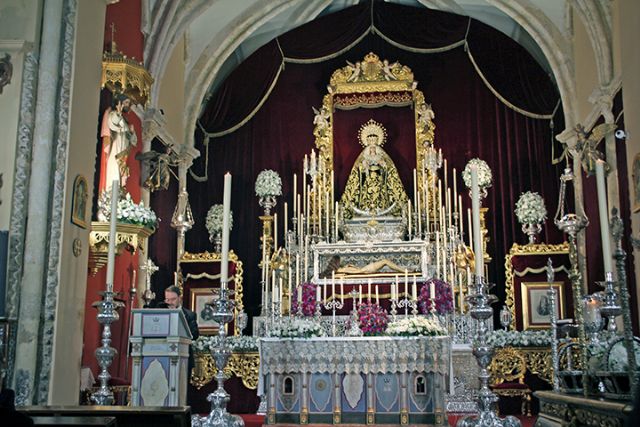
[5,50,38,386]
[35,0,77,404]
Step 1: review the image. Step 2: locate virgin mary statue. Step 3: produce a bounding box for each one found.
[340,119,408,219]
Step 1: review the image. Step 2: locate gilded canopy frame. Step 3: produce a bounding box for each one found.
[312,52,436,198]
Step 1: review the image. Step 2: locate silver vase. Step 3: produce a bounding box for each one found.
[521,222,542,244]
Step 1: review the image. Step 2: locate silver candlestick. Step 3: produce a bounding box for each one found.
[193,287,244,427]
[457,277,520,427]
[91,291,124,405]
[598,272,621,333]
[397,295,411,318]
[323,297,344,337]
[547,259,561,392]
[390,298,398,322]
[346,290,362,337]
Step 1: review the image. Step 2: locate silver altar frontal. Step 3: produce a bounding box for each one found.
[259,336,449,426]
[312,240,430,284]
[129,308,192,406]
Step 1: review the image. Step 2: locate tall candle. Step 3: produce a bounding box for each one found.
[467,208,473,249]
[335,201,339,241]
[375,285,379,305]
[444,159,448,197]
[274,213,279,255]
[417,190,422,237]
[453,168,458,214]
[293,173,297,218]
[296,254,300,287]
[470,165,483,278]
[430,281,435,300]
[325,191,330,237]
[340,279,344,303]
[288,267,292,307]
[358,285,362,305]
[595,160,613,273]
[408,200,412,236]
[297,284,302,305]
[272,270,277,305]
[394,275,399,300]
[284,203,288,241]
[412,277,417,301]
[316,284,321,302]
[106,180,119,293]
[303,156,308,216]
[221,173,232,288]
[458,195,464,235]
[368,279,372,301]
[332,272,336,300]
[404,270,408,297]
[279,277,283,305]
[425,173,430,231]
[413,168,418,213]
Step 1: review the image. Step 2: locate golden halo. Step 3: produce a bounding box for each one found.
[358,119,387,147]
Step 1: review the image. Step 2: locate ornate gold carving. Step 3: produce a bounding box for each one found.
[101,38,153,106]
[489,347,528,385]
[88,221,154,275]
[180,250,244,334]
[191,352,259,390]
[521,347,553,384]
[504,242,569,329]
[313,53,436,214]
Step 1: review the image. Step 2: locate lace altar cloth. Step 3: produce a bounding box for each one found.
[259,336,450,376]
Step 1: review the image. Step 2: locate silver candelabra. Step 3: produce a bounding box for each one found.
[90,291,124,405]
[457,277,520,427]
[323,296,344,337]
[192,287,244,427]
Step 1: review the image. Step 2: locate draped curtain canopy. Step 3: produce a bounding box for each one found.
[151,1,565,322]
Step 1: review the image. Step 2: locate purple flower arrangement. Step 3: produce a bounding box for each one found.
[357,302,389,336]
[290,282,318,317]
[419,279,454,315]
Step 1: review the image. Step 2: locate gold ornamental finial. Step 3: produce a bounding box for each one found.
[110,23,117,53]
[358,119,387,147]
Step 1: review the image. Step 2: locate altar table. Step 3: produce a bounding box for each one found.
[259,336,449,426]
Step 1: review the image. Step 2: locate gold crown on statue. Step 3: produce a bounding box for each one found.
[358,119,387,147]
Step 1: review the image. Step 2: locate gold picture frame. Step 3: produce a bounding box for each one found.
[632,152,640,213]
[71,174,89,228]
[189,287,225,335]
[520,281,565,330]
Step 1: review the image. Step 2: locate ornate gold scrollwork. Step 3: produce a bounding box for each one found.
[88,221,154,275]
[101,37,153,106]
[191,352,259,390]
[312,52,437,219]
[504,242,569,330]
[180,250,244,335]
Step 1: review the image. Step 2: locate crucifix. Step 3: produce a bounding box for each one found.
[140,257,159,306]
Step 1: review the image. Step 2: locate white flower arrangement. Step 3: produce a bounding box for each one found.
[515,191,547,225]
[462,158,492,189]
[255,169,282,198]
[192,335,258,353]
[205,204,233,235]
[386,316,447,337]
[487,329,552,348]
[99,191,158,229]
[270,317,325,338]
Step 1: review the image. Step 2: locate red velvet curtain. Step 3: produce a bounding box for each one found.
[151,1,566,329]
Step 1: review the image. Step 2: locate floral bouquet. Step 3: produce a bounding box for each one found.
[255,169,282,198]
[514,191,547,225]
[271,317,324,338]
[386,316,447,337]
[462,158,492,189]
[487,329,552,348]
[418,279,454,315]
[206,204,233,236]
[290,282,319,317]
[191,335,259,353]
[99,192,158,229]
[357,302,389,336]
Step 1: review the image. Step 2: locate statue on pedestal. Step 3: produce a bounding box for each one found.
[340,119,407,220]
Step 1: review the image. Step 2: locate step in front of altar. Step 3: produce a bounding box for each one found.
[261,337,449,427]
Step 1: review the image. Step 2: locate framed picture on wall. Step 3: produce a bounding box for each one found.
[189,287,221,334]
[71,175,89,228]
[521,281,565,330]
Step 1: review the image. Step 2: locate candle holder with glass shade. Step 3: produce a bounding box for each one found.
[582,294,603,343]
[499,305,512,331]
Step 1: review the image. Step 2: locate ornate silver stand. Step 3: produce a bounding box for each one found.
[456,278,520,427]
[323,297,344,337]
[192,287,244,427]
[547,259,561,392]
[90,291,124,405]
[598,272,621,333]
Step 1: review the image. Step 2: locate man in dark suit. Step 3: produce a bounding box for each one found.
[164,286,199,378]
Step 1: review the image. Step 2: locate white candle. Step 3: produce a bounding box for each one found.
[332,271,336,300]
[436,232,440,277]
[368,279,372,301]
[394,275,399,300]
[375,285,379,305]
[316,284,321,303]
[470,165,483,278]
[413,168,418,213]
[288,267,292,307]
[458,195,464,236]
[453,168,458,214]
[340,279,344,303]
[358,285,362,305]
[412,277,417,301]
[106,180,119,293]
[174,272,178,287]
[467,208,473,249]
[425,173,430,231]
[293,173,297,218]
[323,278,327,302]
[296,254,300,287]
[221,173,232,288]
[279,277,283,306]
[404,270,408,297]
[272,270,277,305]
[430,281,435,300]
[392,283,397,301]
[297,284,302,304]
[303,156,308,216]
[417,190,422,237]
[408,200,412,236]
[273,213,278,253]
[595,160,613,273]
[284,202,288,241]
[325,191,330,237]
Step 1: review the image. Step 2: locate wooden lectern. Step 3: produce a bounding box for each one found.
[130,308,192,406]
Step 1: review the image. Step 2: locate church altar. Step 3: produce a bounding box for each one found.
[259,336,449,426]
